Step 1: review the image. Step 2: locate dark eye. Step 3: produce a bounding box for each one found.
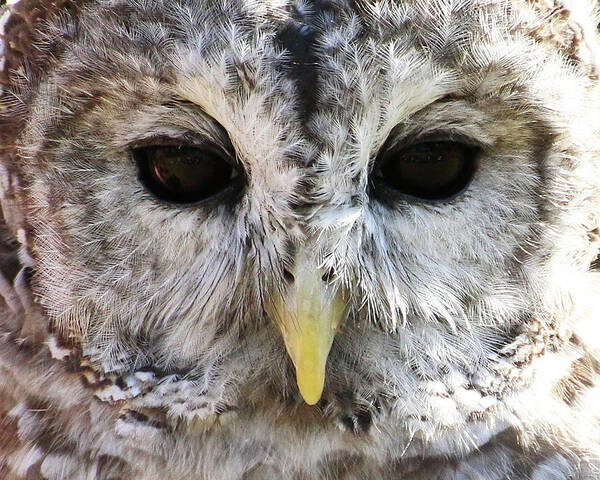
[134,145,241,204]
[373,141,478,202]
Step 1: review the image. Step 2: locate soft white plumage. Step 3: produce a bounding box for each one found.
[1,0,600,478]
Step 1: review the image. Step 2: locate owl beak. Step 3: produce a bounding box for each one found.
[268,261,349,405]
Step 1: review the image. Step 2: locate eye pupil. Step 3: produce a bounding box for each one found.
[375,141,477,202]
[135,145,239,204]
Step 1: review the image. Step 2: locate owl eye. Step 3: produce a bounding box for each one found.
[134,145,241,204]
[373,141,478,202]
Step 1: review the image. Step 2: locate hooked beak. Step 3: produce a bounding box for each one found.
[268,256,349,405]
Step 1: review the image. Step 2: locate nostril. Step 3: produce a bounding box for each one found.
[283,269,295,283]
[321,267,335,283]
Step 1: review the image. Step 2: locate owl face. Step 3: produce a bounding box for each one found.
[3,0,600,460]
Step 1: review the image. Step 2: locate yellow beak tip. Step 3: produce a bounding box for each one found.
[297,370,325,405]
[299,388,322,406]
[269,260,349,407]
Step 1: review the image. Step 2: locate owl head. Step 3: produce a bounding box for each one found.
[1,0,600,463]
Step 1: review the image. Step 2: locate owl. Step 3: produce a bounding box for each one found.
[1,0,600,478]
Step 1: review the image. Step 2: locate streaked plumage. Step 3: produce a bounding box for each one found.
[1,0,600,478]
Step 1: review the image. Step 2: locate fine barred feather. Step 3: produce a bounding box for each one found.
[1,0,600,479]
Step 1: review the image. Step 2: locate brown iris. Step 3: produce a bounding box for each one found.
[134,145,239,204]
[374,141,477,202]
